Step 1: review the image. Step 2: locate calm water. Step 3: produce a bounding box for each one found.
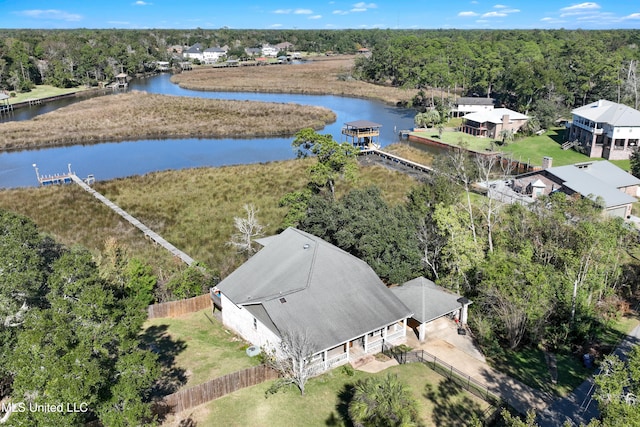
[0,73,417,188]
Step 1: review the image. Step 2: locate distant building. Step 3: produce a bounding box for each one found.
[451,97,495,117]
[261,44,279,57]
[275,41,294,51]
[244,47,262,57]
[203,46,227,64]
[183,43,204,62]
[567,99,640,161]
[461,108,529,138]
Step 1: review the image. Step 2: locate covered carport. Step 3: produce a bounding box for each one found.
[391,277,472,342]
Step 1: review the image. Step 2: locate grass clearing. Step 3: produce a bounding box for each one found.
[172,55,421,105]
[409,127,594,167]
[0,160,419,278]
[161,362,491,427]
[6,84,90,104]
[142,308,260,391]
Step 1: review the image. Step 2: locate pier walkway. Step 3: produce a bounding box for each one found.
[70,174,195,266]
[358,148,434,178]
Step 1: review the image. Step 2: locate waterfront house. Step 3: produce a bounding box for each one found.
[461,108,529,138]
[183,43,204,62]
[203,47,227,64]
[451,97,495,118]
[214,227,412,374]
[567,99,640,161]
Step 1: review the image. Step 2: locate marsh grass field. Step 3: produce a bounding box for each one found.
[0,91,335,150]
[0,160,419,277]
[172,55,420,105]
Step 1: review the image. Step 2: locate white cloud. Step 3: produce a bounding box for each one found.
[482,11,507,18]
[294,9,313,15]
[16,9,82,21]
[333,9,349,15]
[273,9,292,14]
[622,13,640,20]
[560,2,600,12]
[493,4,508,8]
[270,23,283,27]
[458,11,479,17]
[309,15,322,20]
[133,1,152,5]
[351,2,377,12]
[108,20,131,25]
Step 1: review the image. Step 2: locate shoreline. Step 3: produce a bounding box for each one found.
[0,92,336,151]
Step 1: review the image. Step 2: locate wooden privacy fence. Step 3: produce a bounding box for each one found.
[159,364,279,414]
[147,293,211,319]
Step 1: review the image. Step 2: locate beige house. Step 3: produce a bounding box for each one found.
[462,108,529,138]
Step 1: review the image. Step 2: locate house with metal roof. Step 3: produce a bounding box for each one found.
[390,277,472,342]
[568,99,640,161]
[511,160,640,218]
[214,227,413,374]
[461,108,529,139]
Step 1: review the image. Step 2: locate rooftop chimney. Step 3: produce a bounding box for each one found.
[542,156,553,169]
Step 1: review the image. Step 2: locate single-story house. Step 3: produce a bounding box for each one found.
[451,97,495,118]
[390,277,471,342]
[214,227,413,374]
[511,159,640,218]
[567,99,640,161]
[462,108,529,138]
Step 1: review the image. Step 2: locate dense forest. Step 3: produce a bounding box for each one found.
[1,28,639,127]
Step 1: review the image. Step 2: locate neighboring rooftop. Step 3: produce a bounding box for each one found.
[456,97,495,106]
[572,99,640,127]
[546,161,640,208]
[464,107,528,124]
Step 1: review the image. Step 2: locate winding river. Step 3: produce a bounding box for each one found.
[0,73,418,188]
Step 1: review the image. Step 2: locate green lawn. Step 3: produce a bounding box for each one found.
[172,363,491,427]
[142,309,260,391]
[411,127,596,167]
[6,84,89,104]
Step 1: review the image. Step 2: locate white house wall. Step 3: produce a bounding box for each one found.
[220,294,281,352]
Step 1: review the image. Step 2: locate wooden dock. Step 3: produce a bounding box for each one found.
[359,148,434,175]
[69,174,195,266]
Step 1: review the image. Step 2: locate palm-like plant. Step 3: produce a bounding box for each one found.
[348,373,420,427]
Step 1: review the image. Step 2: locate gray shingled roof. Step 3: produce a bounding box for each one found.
[546,161,639,208]
[572,100,640,127]
[217,228,413,353]
[456,97,494,106]
[390,277,466,323]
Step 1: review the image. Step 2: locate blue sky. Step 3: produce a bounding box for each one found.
[0,1,638,30]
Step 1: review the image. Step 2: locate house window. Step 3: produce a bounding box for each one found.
[629,139,638,147]
[253,317,257,330]
[614,139,625,150]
